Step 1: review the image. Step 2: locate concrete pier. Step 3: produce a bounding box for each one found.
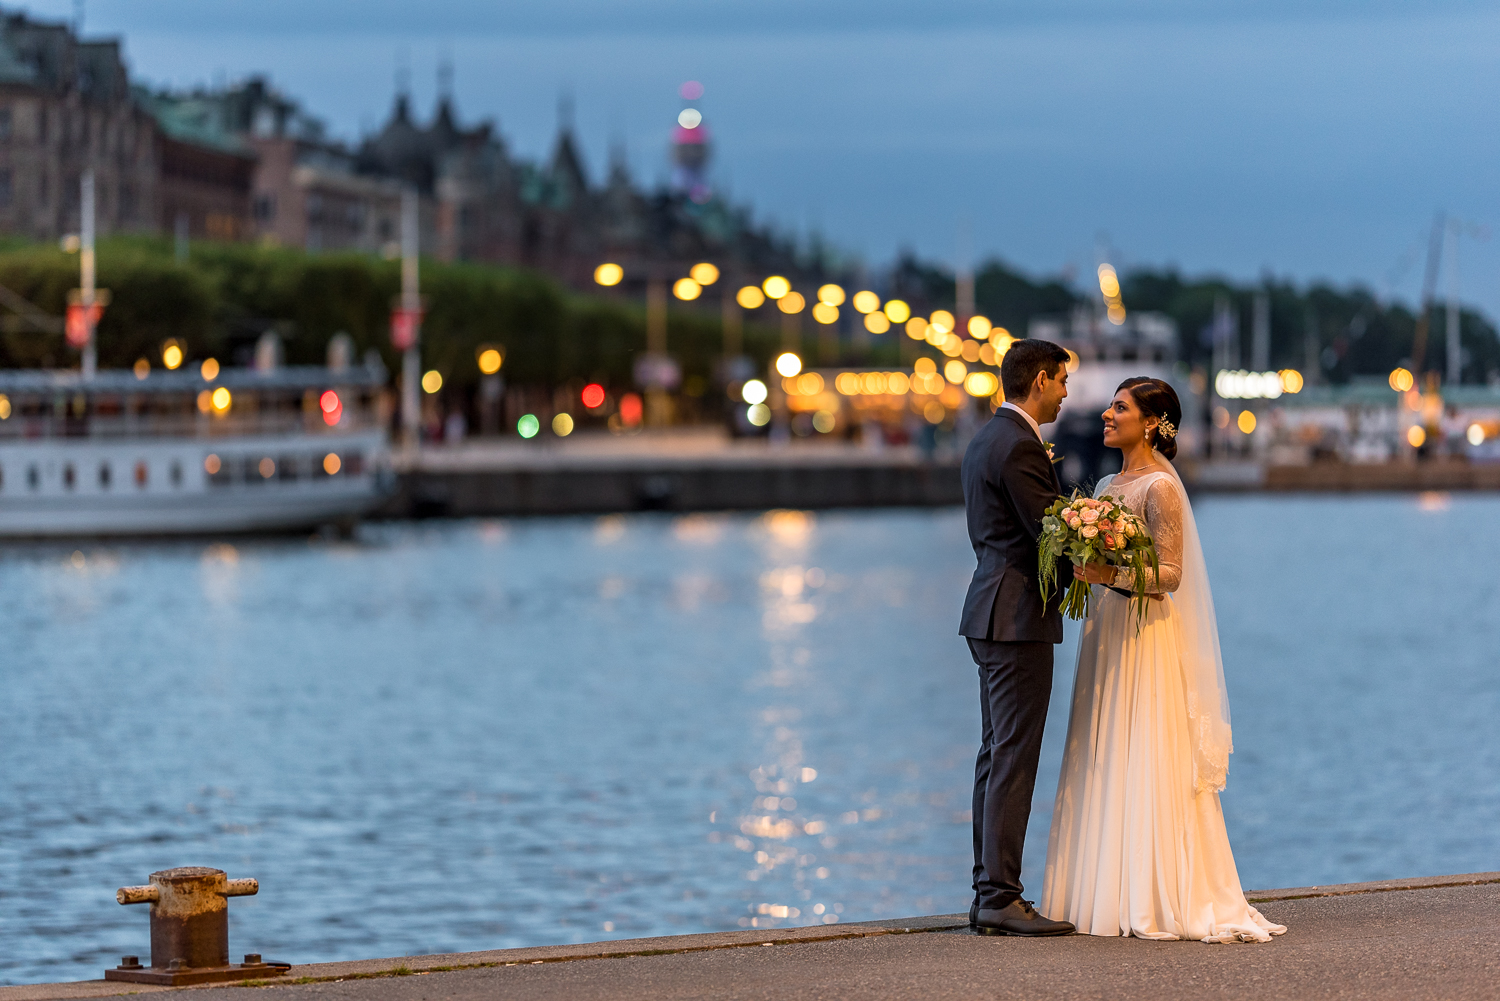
[375,432,1500,519]
[5,872,1495,1001]
[382,431,962,517]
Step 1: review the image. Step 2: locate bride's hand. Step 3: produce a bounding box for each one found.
[1073,562,1116,585]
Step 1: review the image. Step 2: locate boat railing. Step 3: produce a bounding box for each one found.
[0,411,386,441]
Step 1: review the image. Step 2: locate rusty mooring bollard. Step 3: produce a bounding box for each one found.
[104,867,289,985]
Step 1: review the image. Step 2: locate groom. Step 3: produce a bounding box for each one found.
[958,338,1075,937]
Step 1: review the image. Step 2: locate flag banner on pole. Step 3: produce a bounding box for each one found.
[390,307,423,351]
[65,303,104,348]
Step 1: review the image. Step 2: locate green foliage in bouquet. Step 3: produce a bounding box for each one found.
[1038,490,1161,625]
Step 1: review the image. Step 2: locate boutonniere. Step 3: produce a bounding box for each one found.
[1043,441,1062,464]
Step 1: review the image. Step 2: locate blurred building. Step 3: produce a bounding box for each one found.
[0,8,822,295]
[132,87,255,242]
[0,11,159,239]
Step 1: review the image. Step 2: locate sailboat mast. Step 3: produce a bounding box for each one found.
[1410,211,1443,375]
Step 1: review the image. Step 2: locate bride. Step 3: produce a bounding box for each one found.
[1040,377,1286,943]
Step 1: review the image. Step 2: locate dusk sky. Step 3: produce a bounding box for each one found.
[21,1,1500,316]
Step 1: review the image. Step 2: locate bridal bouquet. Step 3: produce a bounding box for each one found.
[1037,492,1160,622]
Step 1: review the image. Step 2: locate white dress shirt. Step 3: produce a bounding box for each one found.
[1001,401,1043,441]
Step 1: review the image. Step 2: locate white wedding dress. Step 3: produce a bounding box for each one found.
[1040,462,1286,943]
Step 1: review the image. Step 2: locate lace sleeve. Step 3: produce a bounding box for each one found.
[1112,478,1183,593]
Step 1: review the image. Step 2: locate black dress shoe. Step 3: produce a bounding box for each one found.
[969,901,979,927]
[973,899,1075,937]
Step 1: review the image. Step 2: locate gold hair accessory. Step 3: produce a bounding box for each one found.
[1155,417,1178,440]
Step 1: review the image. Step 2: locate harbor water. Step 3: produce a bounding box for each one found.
[2,495,1497,984]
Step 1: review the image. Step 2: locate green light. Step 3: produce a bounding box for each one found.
[517,414,540,438]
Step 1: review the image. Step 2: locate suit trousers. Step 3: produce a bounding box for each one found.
[968,637,1053,909]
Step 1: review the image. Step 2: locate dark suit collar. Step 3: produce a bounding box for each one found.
[996,404,1040,441]
[995,406,1061,491]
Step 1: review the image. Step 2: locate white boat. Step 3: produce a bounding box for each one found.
[0,364,393,537]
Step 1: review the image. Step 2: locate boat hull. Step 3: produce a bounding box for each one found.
[0,431,390,537]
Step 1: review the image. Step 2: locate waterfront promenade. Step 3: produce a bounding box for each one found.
[380,429,1500,518]
[6,873,1494,1001]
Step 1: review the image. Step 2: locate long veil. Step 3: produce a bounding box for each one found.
[1157,452,1234,793]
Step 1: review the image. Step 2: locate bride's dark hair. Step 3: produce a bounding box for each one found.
[1117,378,1182,460]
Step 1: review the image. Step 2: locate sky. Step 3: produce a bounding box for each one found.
[18,1,1500,316]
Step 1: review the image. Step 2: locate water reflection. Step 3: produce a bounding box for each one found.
[1,496,1497,985]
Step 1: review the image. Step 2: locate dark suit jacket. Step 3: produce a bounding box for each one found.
[958,407,1065,643]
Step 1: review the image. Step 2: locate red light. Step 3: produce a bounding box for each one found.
[619,393,643,426]
[581,383,606,409]
[320,390,340,413]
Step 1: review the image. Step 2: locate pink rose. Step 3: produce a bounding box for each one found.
[1081,524,1099,539]
[1080,508,1100,524]
[1064,512,1081,528]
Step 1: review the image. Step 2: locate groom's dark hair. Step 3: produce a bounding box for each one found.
[1000,339,1070,401]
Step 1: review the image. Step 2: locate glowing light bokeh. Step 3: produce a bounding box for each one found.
[965,371,1000,397]
[517,414,541,438]
[421,370,443,394]
[741,379,769,405]
[594,262,624,286]
[581,383,607,409]
[851,291,880,314]
[778,291,805,314]
[762,276,791,299]
[864,311,890,334]
[775,353,803,378]
[478,348,503,374]
[619,393,644,426]
[690,262,720,285]
[882,299,910,323]
[817,284,845,306]
[737,286,766,309]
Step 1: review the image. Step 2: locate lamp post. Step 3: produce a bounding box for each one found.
[392,187,423,450]
[813,284,843,365]
[80,171,96,379]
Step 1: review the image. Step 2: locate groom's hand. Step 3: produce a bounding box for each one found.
[1073,563,1165,600]
[1073,562,1115,585]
